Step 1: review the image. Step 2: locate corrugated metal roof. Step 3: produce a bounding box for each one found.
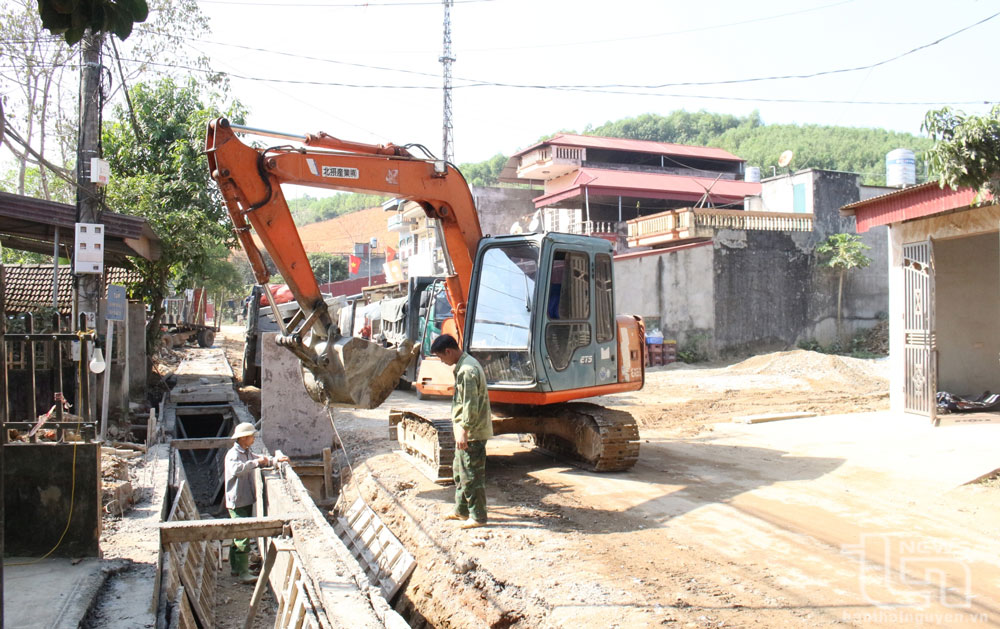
[533,168,760,208]
[2,264,142,315]
[840,183,991,233]
[0,191,161,262]
[512,134,744,162]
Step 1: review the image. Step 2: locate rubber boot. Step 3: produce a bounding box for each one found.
[231,550,248,578]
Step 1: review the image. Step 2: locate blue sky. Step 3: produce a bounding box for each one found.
[190,0,998,165]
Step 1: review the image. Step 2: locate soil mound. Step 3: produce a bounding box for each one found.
[728,349,888,388]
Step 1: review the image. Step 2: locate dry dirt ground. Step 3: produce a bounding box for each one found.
[214,326,1000,628]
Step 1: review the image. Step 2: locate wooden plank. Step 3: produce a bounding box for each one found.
[288,587,306,629]
[244,539,279,629]
[146,408,157,447]
[336,496,415,601]
[159,516,288,544]
[173,404,233,416]
[177,586,197,629]
[166,480,188,523]
[732,411,817,424]
[322,448,332,501]
[170,437,233,450]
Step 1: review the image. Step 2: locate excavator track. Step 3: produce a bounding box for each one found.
[496,402,640,473]
[388,411,456,483]
[390,402,639,482]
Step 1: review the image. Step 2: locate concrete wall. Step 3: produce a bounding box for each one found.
[4,443,101,557]
[614,243,715,346]
[472,187,541,237]
[934,233,1000,395]
[260,332,336,458]
[714,230,813,355]
[805,171,889,343]
[616,170,890,357]
[752,171,815,214]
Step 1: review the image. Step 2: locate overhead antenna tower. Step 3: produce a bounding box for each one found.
[440,0,455,164]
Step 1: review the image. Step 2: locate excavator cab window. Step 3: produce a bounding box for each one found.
[545,250,592,371]
[595,253,615,343]
[418,283,453,358]
[467,244,538,385]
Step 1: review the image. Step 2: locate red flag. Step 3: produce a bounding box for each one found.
[386,246,396,262]
[349,254,361,275]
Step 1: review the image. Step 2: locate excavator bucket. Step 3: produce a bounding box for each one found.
[287,334,420,409]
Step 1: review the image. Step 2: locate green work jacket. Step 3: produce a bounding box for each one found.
[452,352,493,441]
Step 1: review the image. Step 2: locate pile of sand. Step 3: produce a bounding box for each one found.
[728,349,889,388]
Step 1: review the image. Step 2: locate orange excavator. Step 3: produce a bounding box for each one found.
[206,118,645,473]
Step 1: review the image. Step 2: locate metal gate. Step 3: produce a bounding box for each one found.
[903,240,936,421]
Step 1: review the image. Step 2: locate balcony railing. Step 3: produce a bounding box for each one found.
[626,208,813,247]
[517,145,586,181]
[387,214,418,232]
[554,146,584,160]
[574,220,618,235]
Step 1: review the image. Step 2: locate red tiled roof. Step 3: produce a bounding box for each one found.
[2,264,142,315]
[533,168,761,208]
[514,134,744,163]
[252,206,399,256]
[840,182,991,233]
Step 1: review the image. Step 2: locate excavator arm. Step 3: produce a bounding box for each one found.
[205,118,483,408]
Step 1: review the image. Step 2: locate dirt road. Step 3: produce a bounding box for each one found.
[217,326,1000,628]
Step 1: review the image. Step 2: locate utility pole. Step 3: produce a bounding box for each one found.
[440,0,455,164]
[76,29,104,324]
[76,29,105,428]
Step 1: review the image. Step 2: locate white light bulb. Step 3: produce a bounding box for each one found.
[89,347,106,374]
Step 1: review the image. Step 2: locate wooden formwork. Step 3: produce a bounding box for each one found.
[159,451,220,629]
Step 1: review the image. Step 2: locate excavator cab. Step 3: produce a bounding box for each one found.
[463,232,644,405]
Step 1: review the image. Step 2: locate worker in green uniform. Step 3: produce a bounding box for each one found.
[430,334,492,529]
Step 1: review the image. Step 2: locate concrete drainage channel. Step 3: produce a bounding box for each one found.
[155,348,411,628]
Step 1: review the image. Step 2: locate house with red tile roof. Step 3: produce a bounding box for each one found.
[499,133,761,238]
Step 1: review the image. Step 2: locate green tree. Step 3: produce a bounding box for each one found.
[1,248,50,265]
[289,193,387,225]
[0,0,77,198]
[455,110,932,188]
[923,105,1000,202]
[458,153,508,187]
[308,252,348,285]
[816,233,871,344]
[101,77,246,354]
[2,0,218,202]
[37,0,148,44]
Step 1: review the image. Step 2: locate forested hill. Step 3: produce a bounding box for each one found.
[289,193,388,225]
[457,110,933,188]
[289,110,932,225]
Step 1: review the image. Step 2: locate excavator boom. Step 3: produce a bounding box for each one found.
[205,117,487,407]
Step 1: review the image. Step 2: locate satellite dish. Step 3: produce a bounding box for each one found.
[777,150,794,168]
